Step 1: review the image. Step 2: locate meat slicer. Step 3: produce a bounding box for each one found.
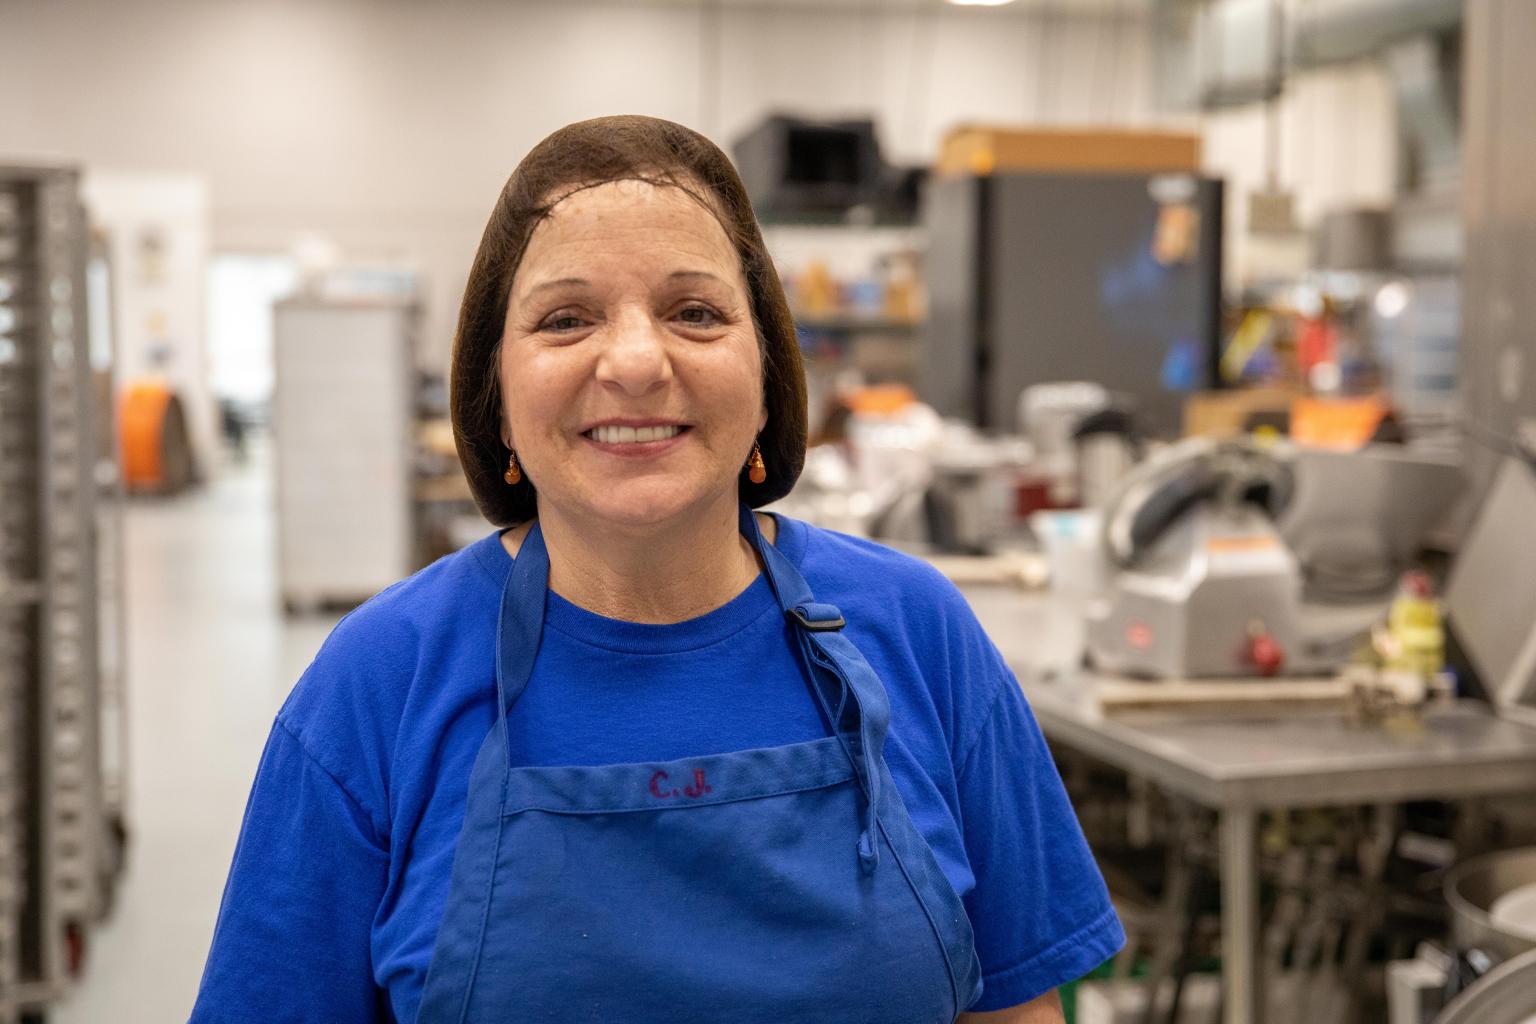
[1083,437,1461,679]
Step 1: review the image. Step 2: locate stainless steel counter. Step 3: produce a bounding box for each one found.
[1022,678,1536,810]
[958,583,1536,1024]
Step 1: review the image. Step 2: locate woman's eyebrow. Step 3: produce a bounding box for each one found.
[520,271,727,302]
[523,276,589,298]
[667,270,729,286]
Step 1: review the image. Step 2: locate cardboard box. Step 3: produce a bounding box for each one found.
[937,125,1202,178]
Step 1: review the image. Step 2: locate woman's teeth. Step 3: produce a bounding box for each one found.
[587,424,684,444]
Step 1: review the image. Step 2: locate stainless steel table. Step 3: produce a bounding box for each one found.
[958,584,1536,1024]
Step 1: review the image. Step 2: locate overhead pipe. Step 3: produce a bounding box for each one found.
[1290,0,1461,68]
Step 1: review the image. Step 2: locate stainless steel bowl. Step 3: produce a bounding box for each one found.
[1446,847,1536,961]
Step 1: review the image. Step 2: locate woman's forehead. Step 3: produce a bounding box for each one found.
[515,180,743,288]
[539,180,724,238]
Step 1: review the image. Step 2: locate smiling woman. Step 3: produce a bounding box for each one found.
[451,117,806,531]
[189,116,1122,1024]
[506,185,760,550]
[495,180,772,621]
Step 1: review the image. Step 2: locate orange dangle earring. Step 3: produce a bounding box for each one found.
[503,451,521,485]
[746,442,767,484]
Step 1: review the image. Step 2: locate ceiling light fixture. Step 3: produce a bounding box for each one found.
[946,0,1019,6]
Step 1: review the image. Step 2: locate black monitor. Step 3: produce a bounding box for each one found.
[732,115,883,216]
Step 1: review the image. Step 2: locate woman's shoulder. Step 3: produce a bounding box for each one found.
[782,517,1015,768]
[785,517,971,615]
[308,533,502,664]
[784,516,992,672]
[277,535,504,760]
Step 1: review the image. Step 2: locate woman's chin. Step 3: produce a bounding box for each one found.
[559,480,736,533]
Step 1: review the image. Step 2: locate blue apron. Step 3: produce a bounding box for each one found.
[416,507,983,1023]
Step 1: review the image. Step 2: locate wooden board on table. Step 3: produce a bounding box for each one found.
[1094,677,1352,717]
[924,552,1048,589]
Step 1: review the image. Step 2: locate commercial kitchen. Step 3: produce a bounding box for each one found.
[3,0,1536,1021]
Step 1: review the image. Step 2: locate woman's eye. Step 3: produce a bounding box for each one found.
[676,304,722,326]
[541,313,586,332]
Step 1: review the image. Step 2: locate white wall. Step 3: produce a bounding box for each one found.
[3,0,1407,346]
[1201,59,1400,284]
[207,254,298,406]
[81,171,221,471]
[1,0,1155,368]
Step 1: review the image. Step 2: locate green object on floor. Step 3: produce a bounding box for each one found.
[1060,960,1120,1024]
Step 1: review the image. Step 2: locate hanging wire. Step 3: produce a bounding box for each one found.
[1263,0,1289,192]
[860,0,879,118]
[1106,0,1126,124]
[1192,0,1210,145]
[1035,4,1054,122]
[1024,3,1045,122]
[903,3,936,156]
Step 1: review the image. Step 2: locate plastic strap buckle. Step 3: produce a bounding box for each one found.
[786,604,846,632]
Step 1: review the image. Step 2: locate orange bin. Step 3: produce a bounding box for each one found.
[119,379,194,492]
[1290,395,1390,450]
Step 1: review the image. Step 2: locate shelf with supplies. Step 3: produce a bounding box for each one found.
[412,413,488,563]
[414,417,474,505]
[414,473,475,505]
[793,315,924,336]
[763,220,927,392]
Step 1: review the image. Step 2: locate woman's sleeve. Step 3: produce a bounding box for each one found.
[189,717,390,1023]
[954,645,1126,1012]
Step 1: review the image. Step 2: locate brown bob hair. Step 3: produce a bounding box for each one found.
[451,115,808,526]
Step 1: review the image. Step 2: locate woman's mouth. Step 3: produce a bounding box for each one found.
[583,424,689,445]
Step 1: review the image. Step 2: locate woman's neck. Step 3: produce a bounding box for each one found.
[506,494,773,624]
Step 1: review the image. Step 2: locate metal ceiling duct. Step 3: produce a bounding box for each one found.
[1189,0,1462,110]
[1387,33,1462,193]
[1290,0,1461,68]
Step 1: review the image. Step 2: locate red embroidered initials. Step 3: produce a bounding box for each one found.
[649,769,713,800]
[683,769,713,798]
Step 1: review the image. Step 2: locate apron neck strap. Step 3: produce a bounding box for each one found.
[494,521,551,732]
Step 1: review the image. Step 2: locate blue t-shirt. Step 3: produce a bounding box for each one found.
[190,516,1122,1022]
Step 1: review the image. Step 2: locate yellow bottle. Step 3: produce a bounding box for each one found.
[1384,571,1445,678]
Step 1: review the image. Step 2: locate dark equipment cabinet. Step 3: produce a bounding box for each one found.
[920,172,1224,437]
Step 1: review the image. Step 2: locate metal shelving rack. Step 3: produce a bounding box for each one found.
[0,165,121,1021]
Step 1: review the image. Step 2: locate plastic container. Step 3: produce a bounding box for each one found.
[1031,509,1106,602]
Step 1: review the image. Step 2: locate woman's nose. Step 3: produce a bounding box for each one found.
[595,309,673,396]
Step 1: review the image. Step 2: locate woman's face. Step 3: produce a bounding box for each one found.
[499,179,767,532]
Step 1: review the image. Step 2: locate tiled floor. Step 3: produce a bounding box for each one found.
[54,443,339,1024]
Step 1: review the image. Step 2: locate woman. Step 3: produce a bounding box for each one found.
[191,116,1122,1023]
